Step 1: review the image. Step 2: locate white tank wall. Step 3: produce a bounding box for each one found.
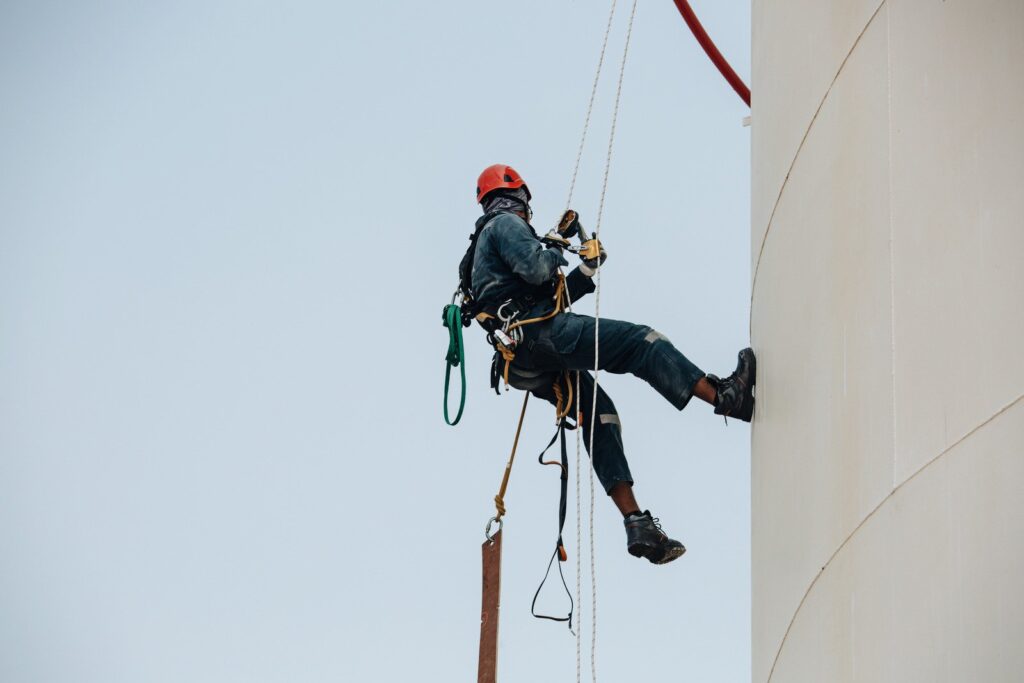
[750,1,1024,681]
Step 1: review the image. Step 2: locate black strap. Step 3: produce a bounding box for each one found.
[530,419,574,632]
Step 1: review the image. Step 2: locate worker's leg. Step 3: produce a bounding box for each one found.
[525,313,708,411]
[572,370,635,496]
[609,481,639,516]
[506,361,686,565]
[505,364,633,497]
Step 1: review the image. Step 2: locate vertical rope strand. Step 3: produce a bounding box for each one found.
[565,4,618,682]
[592,0,638,238]
[574,391,583,683]
[566,0,619,212]
[585,2,639,681]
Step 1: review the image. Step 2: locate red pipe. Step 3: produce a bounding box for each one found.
[671,0,751,107]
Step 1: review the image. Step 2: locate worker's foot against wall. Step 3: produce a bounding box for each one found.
[707,347,756,422]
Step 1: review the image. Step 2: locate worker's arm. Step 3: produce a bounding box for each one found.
[566,267,596,303]
[557,209,605,301]
[491,213,567,286]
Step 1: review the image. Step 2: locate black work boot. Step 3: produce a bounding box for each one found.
[707,347,756,422]
[624,511,686,565]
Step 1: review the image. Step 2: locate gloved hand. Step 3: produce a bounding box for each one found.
[578,239,607,277]
[541,230,571,251]
[556,210,581,239]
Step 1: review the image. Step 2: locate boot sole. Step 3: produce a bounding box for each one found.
[739,347,757,388]
[737,348,757,422]
[628,543,687,565]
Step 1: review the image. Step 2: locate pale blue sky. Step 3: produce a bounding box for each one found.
[0,2,751,681]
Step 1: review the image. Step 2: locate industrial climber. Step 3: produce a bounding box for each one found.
[459,163,756,565]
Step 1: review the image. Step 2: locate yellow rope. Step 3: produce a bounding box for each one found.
[491,271,572,520]
[493,391,530,521]
[496,273,570,392]
[505,273,568,334]
[553,370,574,421]
[497,343,515,388]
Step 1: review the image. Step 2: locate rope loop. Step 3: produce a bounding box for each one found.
[442,304,467,426]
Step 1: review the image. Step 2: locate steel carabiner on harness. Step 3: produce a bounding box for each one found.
[495,300,524,350]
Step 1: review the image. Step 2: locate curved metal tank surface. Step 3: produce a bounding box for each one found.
[750,1,1024,681]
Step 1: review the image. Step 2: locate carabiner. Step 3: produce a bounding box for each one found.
[485,516,503,543]
[497,300,519,326]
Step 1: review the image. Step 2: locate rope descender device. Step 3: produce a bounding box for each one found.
[553,209,604,262]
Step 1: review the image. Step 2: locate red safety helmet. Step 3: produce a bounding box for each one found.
[476,164,531,204]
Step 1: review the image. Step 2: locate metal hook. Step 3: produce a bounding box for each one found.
[485,516,503,543]
[496,300,516,324]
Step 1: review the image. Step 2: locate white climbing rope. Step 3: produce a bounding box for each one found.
[558,1,639,682]
[565,0,619,213]
[561,3,619,682]
[584,2,639,682]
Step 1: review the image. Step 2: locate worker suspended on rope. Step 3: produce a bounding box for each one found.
[459,163,756,565]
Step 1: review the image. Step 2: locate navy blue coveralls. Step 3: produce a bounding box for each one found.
[471,210,706,493]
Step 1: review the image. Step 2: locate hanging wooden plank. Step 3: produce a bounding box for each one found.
[477,530,502,683]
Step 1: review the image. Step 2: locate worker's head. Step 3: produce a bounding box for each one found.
[476,164,533,221]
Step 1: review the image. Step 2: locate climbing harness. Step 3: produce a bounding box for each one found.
[443,211,573,425]
[442,297,467,426]
[491,273,569,391]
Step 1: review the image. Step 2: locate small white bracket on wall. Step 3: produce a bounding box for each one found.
[742,116,752,127]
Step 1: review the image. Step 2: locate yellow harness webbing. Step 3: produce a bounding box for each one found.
[496,273,569,391]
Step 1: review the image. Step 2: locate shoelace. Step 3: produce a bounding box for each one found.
[627,512,663,531]
[719,372,749,424]
[641,514,669,543]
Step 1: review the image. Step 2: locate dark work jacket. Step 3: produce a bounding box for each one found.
[470,210,595,318]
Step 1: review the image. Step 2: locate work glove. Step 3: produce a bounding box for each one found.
[541,230,571,251]
[556,210,581,239]
[578,239,607,277]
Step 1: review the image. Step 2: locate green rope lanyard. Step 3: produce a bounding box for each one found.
[442,304,467,426]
